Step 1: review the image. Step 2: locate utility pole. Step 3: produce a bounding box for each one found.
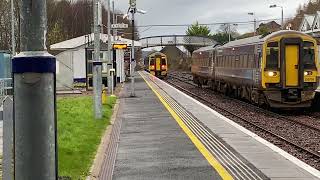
[130,0,136,97]
[248,12,256,36]
[112,0,116,41]
[107,0,113,95]
[270,5,284,30]
[281,7,284,30]
[11,0,15,55]
[228,24,231,42]
[254,18,257,36]
[13,0,57,179]
[93,0,102,119]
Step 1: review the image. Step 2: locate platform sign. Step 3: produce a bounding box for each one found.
[111,23,129,29]
[113,44,128,49]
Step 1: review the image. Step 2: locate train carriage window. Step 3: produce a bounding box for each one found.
[303,42,316,69]
[239,55,246,68]
[248,54,254,68]
[161,58,166,65]
[150,58,155,66]
[234,56,239,68]
[226,56,231,67]
[224,56,228,67]
[243,55,248,68]
[266,42,279,69]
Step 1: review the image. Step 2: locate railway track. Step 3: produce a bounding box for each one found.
[166,73,320,168]
[168,73,320,133]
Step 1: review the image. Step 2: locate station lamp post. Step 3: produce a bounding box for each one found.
[126,0,146,97]
[248,12,257,36]
[270,4,284,29]
[227,23,238,42]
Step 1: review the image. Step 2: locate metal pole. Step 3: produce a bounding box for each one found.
[228,24,231,42]
[3,97,13,180]
[11,0,15,55]
[107,0,113,95]
[281,7,284,30]
[130,9,135,97]
[254,18,257,36]
[14,0,57,179]
[93,0,102,119]
[115,16,118,40]
[112,0,116,41]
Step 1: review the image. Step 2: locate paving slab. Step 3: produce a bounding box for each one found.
[112,76,221,180]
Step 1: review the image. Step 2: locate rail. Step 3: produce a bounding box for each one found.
[167,74,320,160]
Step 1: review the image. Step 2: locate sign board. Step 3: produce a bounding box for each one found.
[111,23,129,29]
[113,44,128,49]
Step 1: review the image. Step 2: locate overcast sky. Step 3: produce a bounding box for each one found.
[112,0,309,37]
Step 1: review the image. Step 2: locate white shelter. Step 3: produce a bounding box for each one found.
[50,33,141,90]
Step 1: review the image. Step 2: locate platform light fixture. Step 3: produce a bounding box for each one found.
[270,4,284,29]
[248,12,257,36]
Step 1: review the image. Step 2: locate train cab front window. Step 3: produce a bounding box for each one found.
[161,58,166,65]
[303,42,316,69]
[150,58,155,66]
[266,42,279,69]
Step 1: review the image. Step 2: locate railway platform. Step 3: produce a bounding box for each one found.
[99,71,320,180]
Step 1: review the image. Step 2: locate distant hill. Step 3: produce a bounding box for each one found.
[160,46,189,71]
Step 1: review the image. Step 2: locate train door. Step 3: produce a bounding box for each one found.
[285,45,299,86]
[156,57,161,71]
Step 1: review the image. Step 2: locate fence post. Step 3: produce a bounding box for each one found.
[3,97,13,180]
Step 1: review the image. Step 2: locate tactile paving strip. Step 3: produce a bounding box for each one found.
[145,74,270,180]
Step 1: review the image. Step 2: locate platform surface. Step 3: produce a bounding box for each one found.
[112,76,221,179]
[108,72,320,180]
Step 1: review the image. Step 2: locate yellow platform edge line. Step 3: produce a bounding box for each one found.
[139,72,233,180]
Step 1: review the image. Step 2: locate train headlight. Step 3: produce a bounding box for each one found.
[267,71,277,77]
[304,71,313,76]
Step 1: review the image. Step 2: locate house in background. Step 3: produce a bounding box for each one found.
[299,11,320,36]
[50,33,141,90]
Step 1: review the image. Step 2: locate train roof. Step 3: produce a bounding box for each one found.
[222,30,314,48]
[194,45,221,53]
[149,52,166,57]
[194,30,314,53]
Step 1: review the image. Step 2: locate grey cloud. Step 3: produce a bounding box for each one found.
[113,0,308,36]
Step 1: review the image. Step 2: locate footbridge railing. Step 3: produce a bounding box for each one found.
[139,35,217,49]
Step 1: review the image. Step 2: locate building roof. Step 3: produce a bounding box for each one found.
[50,33,142,50]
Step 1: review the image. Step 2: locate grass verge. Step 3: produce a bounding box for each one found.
[57,96,116,179]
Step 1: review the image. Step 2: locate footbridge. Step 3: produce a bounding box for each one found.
[139,35,217,49]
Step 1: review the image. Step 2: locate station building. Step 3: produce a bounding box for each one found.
[50,33,141,90]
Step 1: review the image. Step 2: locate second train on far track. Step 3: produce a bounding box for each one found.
[192,30,319,108]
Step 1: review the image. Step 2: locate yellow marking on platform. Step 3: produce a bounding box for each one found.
[139,72,233,180]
